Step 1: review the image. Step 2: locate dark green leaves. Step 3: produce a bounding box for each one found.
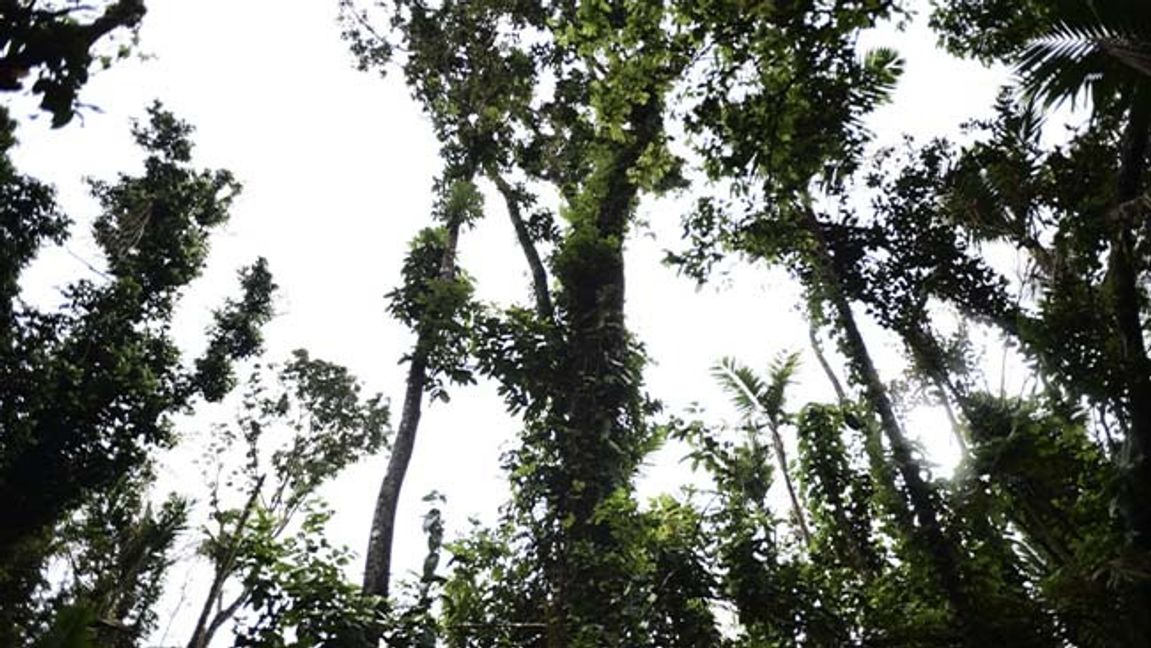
[0,105,270,640]
[0,0,146,127]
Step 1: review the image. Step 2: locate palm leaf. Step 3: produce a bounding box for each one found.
[712,353,801,425]
[711,357,766,422]
[762,351,801,424]
[1016,0,1151,108]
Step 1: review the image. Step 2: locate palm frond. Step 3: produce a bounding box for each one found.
[860,47,904,105]
[1017,21,1121,107]
[762,352,801,423]
[711,357,766,422]
[1016,0,1151,108]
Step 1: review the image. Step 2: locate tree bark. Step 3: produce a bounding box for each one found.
[1109,86,1151,551]
[362,219,462,601]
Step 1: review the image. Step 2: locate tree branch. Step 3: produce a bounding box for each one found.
[488,171,554,321]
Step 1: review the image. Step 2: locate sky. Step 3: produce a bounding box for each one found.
[11,0,1011,644]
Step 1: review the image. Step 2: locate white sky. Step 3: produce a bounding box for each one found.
[9,1,1013,644]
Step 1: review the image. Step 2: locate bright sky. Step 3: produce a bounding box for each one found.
[11,0,1010,643]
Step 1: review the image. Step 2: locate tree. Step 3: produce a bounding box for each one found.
[0,104,274,643]
[40,467,187,647]
[712,354,814,547]
[8,1,1144,645]
[186,351,389,648]
[362,184,478,602]
[935,0,1151,557]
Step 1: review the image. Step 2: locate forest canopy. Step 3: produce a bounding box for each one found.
[3,0,1151,646]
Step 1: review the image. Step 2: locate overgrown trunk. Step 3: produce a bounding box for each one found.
[544,94,662,646]
[362,219,462,602]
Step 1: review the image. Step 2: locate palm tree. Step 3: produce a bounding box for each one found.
[712,354,814,548]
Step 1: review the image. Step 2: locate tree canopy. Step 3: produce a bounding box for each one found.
[4,0,1151,646]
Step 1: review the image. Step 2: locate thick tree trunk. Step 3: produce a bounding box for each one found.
[1110,88,1151,551]
[799,208,984,644]
[544,94,662,646]
[362,220,461,601]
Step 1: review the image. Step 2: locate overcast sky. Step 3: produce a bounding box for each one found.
[11,1,1011,643]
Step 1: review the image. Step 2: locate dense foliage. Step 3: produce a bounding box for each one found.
[4,0,1151,645]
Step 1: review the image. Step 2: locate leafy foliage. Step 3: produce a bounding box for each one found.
[0,104,273,642]
[0,0,146,126]
[188,353,390,647]
[10,0,1151,646]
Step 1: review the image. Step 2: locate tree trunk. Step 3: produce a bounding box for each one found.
[544,93,662,646]
[808,321,848,404]
[799,208,984,644]
[1106,84,1151,647]
[766,420,814,548]
[188,475,264,648]
[1110,86,1151,551]
[362,219,462,601]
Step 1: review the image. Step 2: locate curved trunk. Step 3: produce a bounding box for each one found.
[362,219,462,601]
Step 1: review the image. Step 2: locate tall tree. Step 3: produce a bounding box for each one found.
[935,0,1151,554]
[362,183,478,601]
[712,354,814,547]
[343,1,696,643]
